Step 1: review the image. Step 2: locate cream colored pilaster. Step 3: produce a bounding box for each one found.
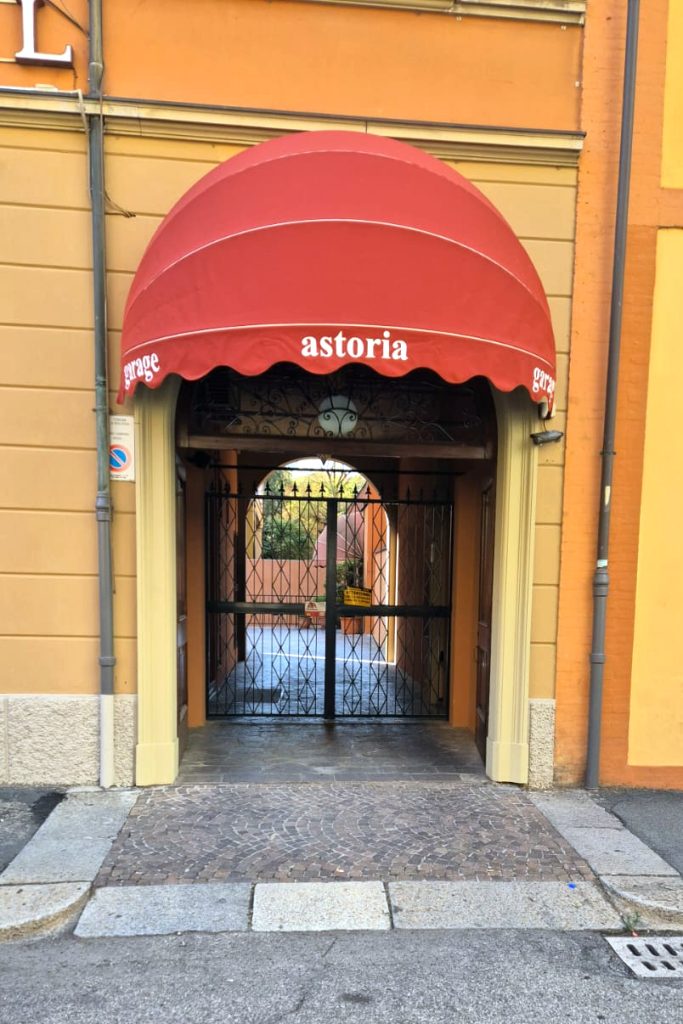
[486,391,538,784]
[134,378,181,785]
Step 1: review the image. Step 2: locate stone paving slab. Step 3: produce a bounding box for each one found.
[0,789,64,873]
[530,790,679,876]
[95,781,594,886]
[596,789,683,875]
[1,790,138,885]
[1,839,115,885]
[529,790,683,927]
[252,881,390,932]
[530,792,623,831]
[35,791,138,841]
[70,879,625,938]
[560,826,678,877]
[0,883,90,940]
[178,722,485,784]
[388,880,623,931]
[178,770,482,785]
[75,883,251,938]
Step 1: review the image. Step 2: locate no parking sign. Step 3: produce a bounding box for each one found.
[109,415,135,482]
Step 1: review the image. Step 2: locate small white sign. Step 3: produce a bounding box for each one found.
[109,415,135,482]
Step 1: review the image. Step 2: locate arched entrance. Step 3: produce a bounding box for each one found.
[133,374,538,785]
[189,365,496,724]
[125,131,552,786]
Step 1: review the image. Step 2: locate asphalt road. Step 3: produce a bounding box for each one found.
[1,929,681,1024]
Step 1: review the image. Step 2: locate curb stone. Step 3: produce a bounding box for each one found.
[387,880,623,931]
[3,785,682,939]
[0,789,138,886]
[529,791,683,930]
[75,882,252,938]
[599,875,683,930]
[0,789,137,939]
[0,883,91,941]
[71,879,620,938]
[252,881,391,932]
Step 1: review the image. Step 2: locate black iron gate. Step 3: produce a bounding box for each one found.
[206,483,453,718]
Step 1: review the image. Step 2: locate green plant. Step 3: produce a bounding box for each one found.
[620,911,642,933]
[336,558,363,602]
[261,518,314,560]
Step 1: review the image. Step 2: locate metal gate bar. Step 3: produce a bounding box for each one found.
[324,497,338,720]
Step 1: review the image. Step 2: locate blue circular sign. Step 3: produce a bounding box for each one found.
[109,445,131,473]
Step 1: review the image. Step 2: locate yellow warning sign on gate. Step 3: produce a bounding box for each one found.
[343,586,372,607]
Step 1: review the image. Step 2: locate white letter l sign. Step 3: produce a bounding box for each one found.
[14,0,74,68]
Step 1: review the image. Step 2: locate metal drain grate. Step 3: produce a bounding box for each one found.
[606,936,683,978]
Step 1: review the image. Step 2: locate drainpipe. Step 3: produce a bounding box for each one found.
[585,0,640,790]
[88,0,116,787]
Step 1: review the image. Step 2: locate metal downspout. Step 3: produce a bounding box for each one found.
[585,0,640,789]
[88,1,115,787]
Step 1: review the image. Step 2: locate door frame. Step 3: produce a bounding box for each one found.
[133,378,537,785]
[475,476,495,758]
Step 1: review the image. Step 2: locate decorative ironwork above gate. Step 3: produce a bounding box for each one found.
[189,364,495,449]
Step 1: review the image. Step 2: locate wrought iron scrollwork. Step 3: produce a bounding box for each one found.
[191,364,493,447]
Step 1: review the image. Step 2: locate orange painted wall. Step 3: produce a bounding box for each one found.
[555,0,683,788]
[0,0,581,129]
[555,0,626,784]
[0,1,88,90]
[99,0,581,129]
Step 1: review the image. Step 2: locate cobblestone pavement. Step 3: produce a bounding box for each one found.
[96,781,594,887]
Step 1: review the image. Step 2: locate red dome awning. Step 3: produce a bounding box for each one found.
[118,131,556,411]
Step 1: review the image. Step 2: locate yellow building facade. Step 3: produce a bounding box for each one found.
[0,0,680,790]
[555,0,683,789]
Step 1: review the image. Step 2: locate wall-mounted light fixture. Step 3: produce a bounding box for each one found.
[530,430,564,447]
[317,395,358,436]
